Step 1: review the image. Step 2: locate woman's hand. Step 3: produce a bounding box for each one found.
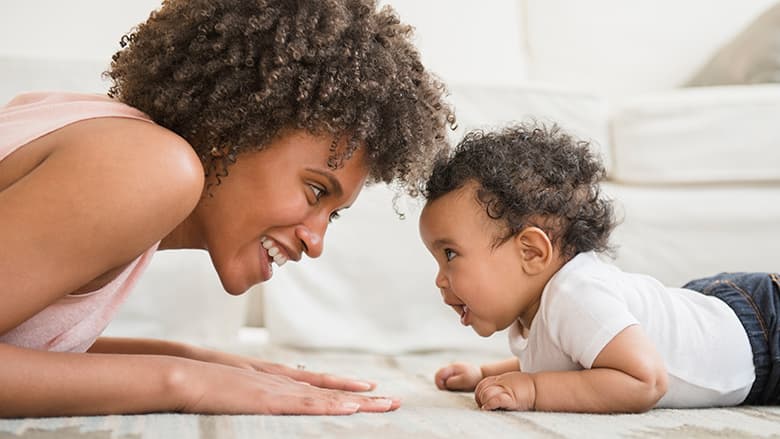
[90,338,380,393]
[434,362,483,391]
[475,371,535,411]
[172,357,399,415]
[187,346,378,392]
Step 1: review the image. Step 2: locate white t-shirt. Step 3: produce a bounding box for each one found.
[508,252,755,408]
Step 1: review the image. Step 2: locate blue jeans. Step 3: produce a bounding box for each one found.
[683,272,780,405]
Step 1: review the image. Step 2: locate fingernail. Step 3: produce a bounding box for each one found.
[376,398,393,407]
[341,402,360,412]
[356,381,374,390]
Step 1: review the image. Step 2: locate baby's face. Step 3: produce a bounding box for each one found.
[418,182,539,337]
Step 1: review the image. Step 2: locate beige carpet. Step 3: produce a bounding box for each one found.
[2,341,779,439]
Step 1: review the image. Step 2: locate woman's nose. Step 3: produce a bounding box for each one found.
[296,211,328,258]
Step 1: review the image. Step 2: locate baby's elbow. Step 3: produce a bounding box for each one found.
[632,368,668,413]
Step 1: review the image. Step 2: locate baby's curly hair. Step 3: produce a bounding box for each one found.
[106,0,452,195]
[424,122,616,259]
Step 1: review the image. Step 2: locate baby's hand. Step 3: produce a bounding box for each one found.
[475,371,536,411]
[435,362,483,392]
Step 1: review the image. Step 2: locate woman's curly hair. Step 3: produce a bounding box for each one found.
[106,0,452,195]
[424,122,616,259]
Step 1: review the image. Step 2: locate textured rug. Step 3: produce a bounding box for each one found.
[2,340,779,438]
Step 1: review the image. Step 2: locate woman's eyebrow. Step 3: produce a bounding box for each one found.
[306,168,343,197]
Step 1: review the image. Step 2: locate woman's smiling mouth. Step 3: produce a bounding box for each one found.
[261,236,288,267]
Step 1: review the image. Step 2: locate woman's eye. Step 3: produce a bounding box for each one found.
[328,211,341,223]
[444,248,456,261]
[310,184,326,200]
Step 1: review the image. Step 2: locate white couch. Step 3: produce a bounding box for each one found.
[2,0,779,354]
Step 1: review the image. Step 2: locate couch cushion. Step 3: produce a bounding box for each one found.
[0,56,110,104]
[524,0,777,97]
[609,85,780,184]
[604,183,780,288]
[687,3,780,87]
[448,83,612,173]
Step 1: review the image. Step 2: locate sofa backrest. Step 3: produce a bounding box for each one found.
[524,0,777,97]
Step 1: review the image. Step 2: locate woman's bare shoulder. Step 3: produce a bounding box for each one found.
[50,116,206,247]
[57,117,205,207]
[0,117,206,327]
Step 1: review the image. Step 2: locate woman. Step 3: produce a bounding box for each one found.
[0,0,451,416]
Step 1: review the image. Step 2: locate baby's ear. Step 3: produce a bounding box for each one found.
[514,227,554,275]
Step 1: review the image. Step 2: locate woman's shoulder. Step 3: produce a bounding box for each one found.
[55,116,205,214]
[61,115,203,183]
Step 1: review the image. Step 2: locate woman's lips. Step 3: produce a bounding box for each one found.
[259,242,273,281]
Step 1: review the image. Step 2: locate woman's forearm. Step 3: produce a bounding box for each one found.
[88,336,201,358]
[0,342,186,417]
[1,341,401,417]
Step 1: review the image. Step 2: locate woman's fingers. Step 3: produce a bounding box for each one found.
[257,362,377,392]
[267,394,397,415]
[182,361,400,415]
[292,370,377,392]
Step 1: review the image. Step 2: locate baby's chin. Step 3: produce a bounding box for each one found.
[473,321,513,338]
[472,325,497,338]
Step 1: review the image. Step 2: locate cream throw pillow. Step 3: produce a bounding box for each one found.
[687,3,780,86]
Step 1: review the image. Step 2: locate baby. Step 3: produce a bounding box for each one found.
[418,123,779,413]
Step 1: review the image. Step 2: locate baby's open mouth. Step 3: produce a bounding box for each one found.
[459,305,470,326]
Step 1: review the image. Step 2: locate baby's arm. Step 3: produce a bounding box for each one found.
[435,357,519,392]
[475,325,668,413]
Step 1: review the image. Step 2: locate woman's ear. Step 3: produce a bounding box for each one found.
[514,227,554,275]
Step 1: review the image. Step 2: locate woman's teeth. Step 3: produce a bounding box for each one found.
[261,236,288,266]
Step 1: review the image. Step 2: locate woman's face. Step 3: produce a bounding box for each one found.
[188,130,369,295]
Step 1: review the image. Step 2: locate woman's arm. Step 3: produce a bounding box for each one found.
[0,342,397,417]
[89,336,379,392]
[475,325,668,413]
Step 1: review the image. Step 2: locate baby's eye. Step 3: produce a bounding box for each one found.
[310,184,326,201]
[444,248,456,261]
[329,211,341,223]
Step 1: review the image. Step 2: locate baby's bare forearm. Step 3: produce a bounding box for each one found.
[529,368,665,413]
[480,357,520,378]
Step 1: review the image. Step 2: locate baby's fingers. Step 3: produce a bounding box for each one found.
[435,366,456,390]
[444,373,475,391]
[474,376,504,406]
[480,392,516,411]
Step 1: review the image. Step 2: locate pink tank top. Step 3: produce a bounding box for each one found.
[0,92,161,352]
